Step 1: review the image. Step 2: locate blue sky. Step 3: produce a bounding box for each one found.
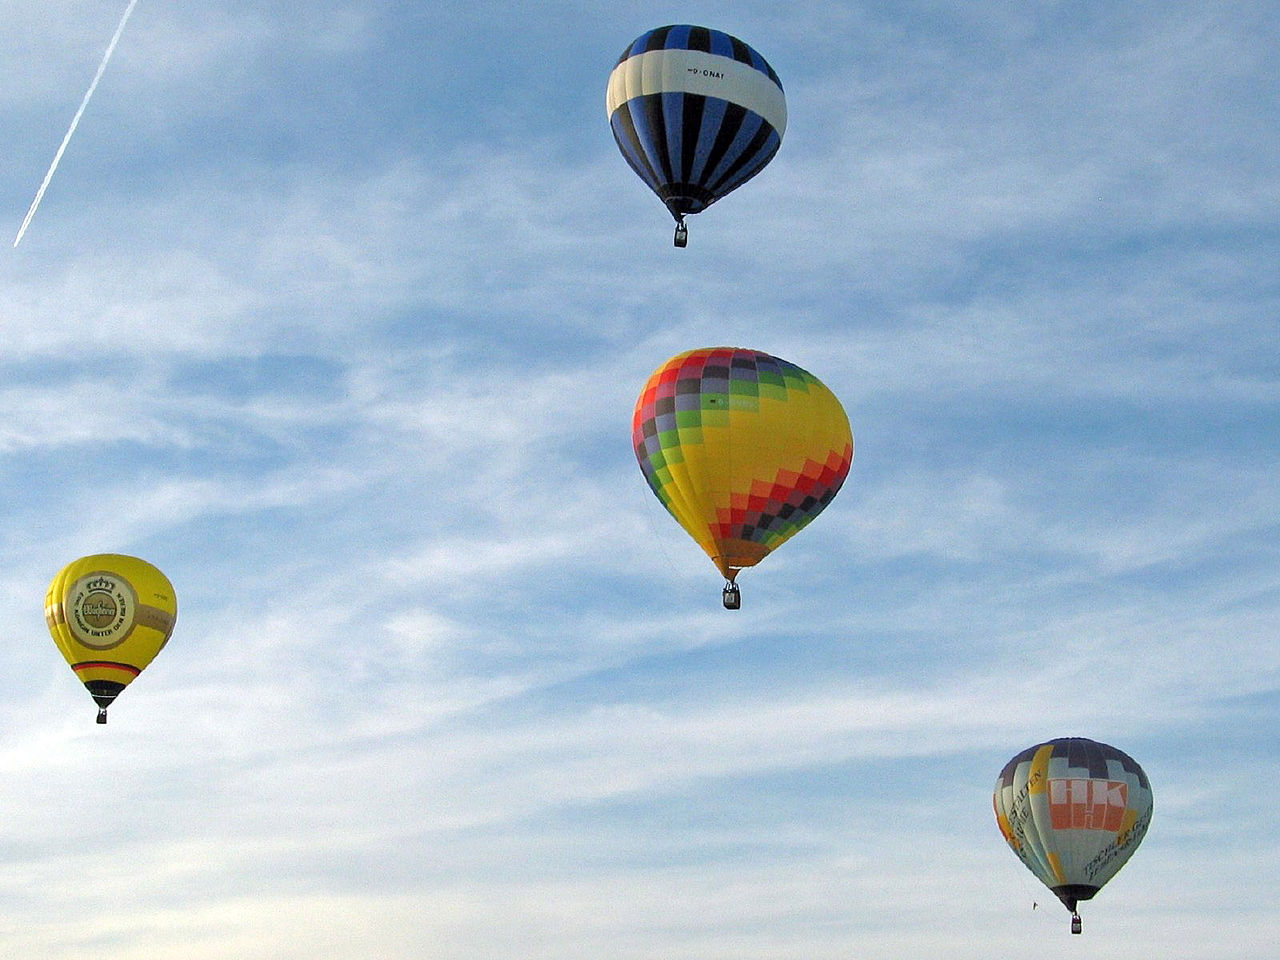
[2,1,1277,957]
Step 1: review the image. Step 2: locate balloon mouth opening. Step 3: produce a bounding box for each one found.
[84,679,126,709]
[713,541,771,579]
[1052,884,1100,913]
[660,185,716,218]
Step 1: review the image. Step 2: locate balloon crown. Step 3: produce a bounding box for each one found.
[85,576,116,591]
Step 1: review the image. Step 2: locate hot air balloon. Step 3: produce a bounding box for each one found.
[633,347,852,607]
[993,737,1153,934]
[607,24,787,247]
[45,554,177,723]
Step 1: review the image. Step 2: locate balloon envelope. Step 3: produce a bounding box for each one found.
[607,24,786,226]
[633,347,852,581]
[45,554,177,722]
[994,737,1153,924]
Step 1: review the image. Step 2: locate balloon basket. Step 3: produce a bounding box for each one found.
[96,707,108,724]
[722,582,741,609]
[1071,913,1082,935]
[674,222,688,247]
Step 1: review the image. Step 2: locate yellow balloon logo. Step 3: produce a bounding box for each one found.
[66,572,138,648]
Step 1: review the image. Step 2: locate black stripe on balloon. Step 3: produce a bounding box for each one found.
[709,121,778,196]
[699,101,748,191]
[73,660,140,675]
[638,95,675,188]
[1055,737,1149,787]
[611,105,663,196]
[1034,737,1152,789]
[680,94,707,185]
[999,744,1037,787]
[729,35,752,65]
[687,25,711,52]
[1065,739,1110,781]
[647,24,674,53]
[1132,757,1151,789]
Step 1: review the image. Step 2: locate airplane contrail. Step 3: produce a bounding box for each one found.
[13,0,141,248]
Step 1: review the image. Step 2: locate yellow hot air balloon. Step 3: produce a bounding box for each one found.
[633,347,853,607]
[45,554,177,723]
[993,737,1153,934]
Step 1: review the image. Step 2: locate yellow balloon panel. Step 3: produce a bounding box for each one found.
[45,554,177,721]
[633,348,853,579]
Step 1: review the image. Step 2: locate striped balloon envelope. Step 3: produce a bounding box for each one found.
[45,554,177,723]
[633,348,852,606]
[993,737,1154,934]
[607,25,786,246]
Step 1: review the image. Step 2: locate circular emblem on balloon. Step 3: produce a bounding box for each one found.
[66,571,138,649]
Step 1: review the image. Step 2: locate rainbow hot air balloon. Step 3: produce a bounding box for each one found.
[633,347,852,608]
[993,737,1153,934]
[45,554,177,724]
[607,24,786,247]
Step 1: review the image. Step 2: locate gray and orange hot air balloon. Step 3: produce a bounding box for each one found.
[993,737,1153,934]
[45,554,177,723]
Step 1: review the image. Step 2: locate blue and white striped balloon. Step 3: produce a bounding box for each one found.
[607,25,786,242]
